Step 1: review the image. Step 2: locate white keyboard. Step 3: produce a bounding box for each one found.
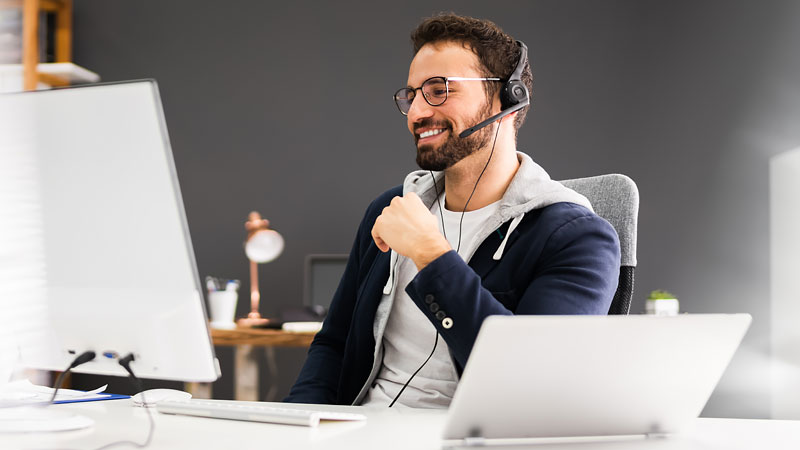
[156,399,367,427]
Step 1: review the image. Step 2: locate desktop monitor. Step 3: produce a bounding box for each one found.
[0,80,219,382]
[303,254,348,313]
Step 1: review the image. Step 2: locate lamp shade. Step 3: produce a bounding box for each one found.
[245,229,284,263]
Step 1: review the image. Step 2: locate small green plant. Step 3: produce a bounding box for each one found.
[647,289,677,300]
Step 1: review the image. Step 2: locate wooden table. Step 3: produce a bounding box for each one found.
[210,327,317,347]
[187,326,318,401]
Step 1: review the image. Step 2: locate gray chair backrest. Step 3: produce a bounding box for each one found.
[559,174,639,315]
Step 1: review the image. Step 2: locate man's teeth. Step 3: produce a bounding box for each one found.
[420,129,444,139]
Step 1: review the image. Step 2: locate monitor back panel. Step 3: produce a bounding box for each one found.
[443,314,751,440]
[0,81,217,381]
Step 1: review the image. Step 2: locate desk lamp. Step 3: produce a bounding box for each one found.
[237,211,284,327]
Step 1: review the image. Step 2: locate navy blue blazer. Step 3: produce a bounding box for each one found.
[285,186,620,405]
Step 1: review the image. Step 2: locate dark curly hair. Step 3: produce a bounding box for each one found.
[411,13,533,133]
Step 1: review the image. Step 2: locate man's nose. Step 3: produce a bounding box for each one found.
[407,94,434,125]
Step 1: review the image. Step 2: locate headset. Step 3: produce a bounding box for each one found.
[459,40,530,139]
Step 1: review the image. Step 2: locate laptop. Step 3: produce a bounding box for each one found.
[442,314,751,445]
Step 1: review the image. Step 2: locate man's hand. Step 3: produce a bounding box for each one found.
[371,192,451,271]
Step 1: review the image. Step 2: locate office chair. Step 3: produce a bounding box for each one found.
[559,174,639,315]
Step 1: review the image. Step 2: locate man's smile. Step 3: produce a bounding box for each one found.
[416,127,448,144]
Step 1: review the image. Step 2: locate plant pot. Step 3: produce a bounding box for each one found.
[645,298,679,316]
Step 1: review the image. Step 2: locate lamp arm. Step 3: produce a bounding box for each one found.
[248,260,261,319]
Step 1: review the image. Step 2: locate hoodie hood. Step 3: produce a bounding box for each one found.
[381,151,593,313]
[403,151,592,219]
[381,151,594,296]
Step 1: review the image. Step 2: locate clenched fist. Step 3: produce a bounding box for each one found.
[371,192,451,270]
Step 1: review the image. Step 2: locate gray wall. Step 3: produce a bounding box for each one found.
[70,0,800,418]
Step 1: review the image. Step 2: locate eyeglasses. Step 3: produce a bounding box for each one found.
[393,76,501,115]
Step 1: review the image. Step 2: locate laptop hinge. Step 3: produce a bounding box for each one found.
[443,434,650,448]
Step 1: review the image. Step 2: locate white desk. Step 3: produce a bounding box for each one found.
[3,399,800,450]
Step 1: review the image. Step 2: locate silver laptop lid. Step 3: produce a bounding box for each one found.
[443,314,751,441]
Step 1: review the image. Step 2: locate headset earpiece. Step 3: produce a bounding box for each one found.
[499,41,529,110]
[459,40,531,139]
[501,80,528,109]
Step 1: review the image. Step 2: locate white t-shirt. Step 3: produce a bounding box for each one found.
[362,194,500,408]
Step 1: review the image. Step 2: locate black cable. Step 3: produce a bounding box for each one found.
[456,121,502,253]
[430,170,448,242]
[388,122,503,407]
[50,351,96,403]
[389,331,439,408]
[35,354,155,450]
[385,170,443,408]
[88,353,156,450]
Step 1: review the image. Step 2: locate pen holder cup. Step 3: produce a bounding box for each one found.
[209,291,238,329]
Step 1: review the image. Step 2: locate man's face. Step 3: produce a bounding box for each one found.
[406,42,498,171]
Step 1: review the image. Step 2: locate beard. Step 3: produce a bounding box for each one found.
[414,103,494,171]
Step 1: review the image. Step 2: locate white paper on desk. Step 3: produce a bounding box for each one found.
[282,321,323,333]
[0,379,108,405]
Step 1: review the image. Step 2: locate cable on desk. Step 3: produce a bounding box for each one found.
[86,353,155,450]
[50,351,97,403]
[31,353,155,450]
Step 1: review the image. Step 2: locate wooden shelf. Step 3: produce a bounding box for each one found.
[0,0,97,91]
[37,62,99,83]
[0,62,99,91]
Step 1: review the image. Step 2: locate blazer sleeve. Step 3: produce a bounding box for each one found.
[283,209,371,404]
[404,210,620,370]
[282,237,359,403]
[284,188,399,404]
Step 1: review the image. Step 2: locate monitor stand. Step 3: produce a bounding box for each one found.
[0,406,93,432]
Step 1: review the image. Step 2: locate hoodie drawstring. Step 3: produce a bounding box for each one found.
[382,250,398,294]
[493,213,524,260]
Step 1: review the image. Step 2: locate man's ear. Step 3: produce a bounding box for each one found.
[501,110,519,123]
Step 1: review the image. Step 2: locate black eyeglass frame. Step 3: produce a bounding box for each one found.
[393,76,502,115]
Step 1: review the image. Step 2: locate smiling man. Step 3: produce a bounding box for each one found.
[285,14,620,408]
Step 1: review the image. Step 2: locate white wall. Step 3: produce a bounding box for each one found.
[770,148,800,419]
